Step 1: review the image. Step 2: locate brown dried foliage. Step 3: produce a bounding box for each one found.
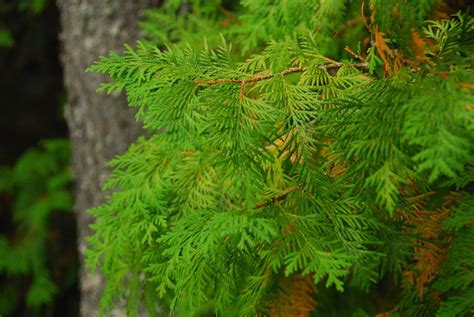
[373,26,397,74]
[266,274,317,317]
[402,194,452,297]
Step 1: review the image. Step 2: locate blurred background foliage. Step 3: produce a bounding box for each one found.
[0,139,77,316]
[0,0,48,48]
[0,0,79,316]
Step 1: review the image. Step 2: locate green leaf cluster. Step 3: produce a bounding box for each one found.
[87,1,473,316]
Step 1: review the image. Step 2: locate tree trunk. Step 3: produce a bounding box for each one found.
[57,1,160,315]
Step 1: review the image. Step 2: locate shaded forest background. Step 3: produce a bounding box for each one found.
[0,0,79,315]
[1,0,159,315]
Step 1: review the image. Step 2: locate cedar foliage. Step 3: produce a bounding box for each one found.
[87,1,473,316]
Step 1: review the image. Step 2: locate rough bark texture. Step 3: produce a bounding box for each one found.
[57,1,160,315]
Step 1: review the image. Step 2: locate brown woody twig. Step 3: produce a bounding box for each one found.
[344,46,365,62]
[193,67,303,85]
[255,187,295,209]
[194,62,368,87]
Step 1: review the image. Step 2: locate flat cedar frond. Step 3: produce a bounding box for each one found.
[87,2,473,316]
[266,275,317,317]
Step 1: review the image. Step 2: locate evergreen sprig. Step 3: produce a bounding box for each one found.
[87,1,473,316]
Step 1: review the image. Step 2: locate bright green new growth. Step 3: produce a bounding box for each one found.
[87,1,473,316]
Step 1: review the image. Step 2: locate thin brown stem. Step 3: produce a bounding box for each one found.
[194,63,368,87]
[255,187,295,209]
[321,61,368,70]
[344,46,365,62]
[193,67,303,86]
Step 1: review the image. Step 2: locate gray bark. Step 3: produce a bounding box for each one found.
[57,1,160,316]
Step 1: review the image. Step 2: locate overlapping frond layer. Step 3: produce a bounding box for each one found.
[86,2,473,316]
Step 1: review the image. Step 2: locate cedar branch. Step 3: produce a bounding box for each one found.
[194,62,368,86]
[255,187,295,209]
[344,46,365,62]
[193,67,302,85]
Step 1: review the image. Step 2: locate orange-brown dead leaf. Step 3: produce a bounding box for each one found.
[267,275,317,317]
[374,26,395,74]
[433,2,451,20]
[459,82,474,89]
[267,129,303,165]
[438,72,449,79]
[220,7,239,27]
[411,29,427,61]
[393,54,404,73]
[403,197,451,297]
